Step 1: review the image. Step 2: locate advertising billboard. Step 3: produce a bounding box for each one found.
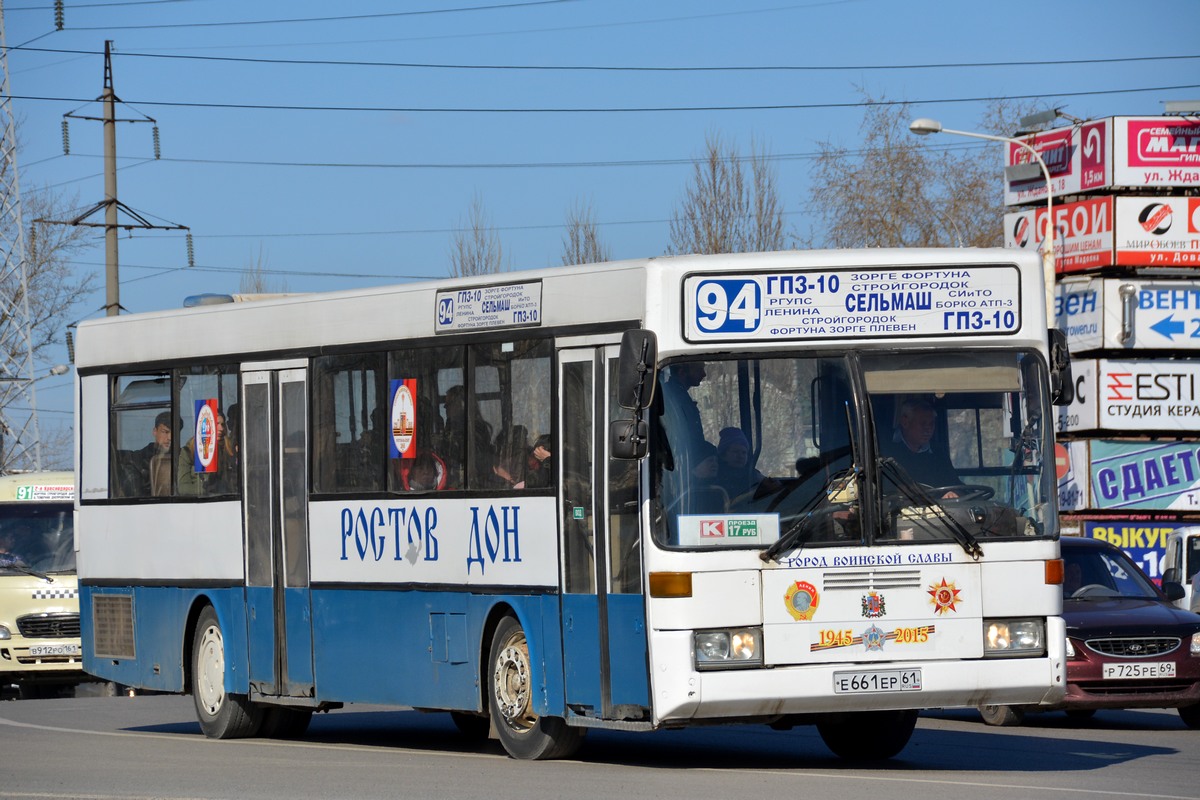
[1055,277,1200,353]
[1004,117,1200,207]
[1056,357,1200,434]
[1007,196,1200,273]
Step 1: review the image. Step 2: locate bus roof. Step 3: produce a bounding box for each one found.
[0,471,75,502]
[75,248,1046,370]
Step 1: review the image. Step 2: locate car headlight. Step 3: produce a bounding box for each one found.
[694,627,762,670]
[1191,632,1200,657]
[983,618,1045,657]
[1065,636,1076,658]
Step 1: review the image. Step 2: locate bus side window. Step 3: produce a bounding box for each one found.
[388,345,463,492]
[468,339,552,491]
[312,353,387,494]
[109,373,172,499]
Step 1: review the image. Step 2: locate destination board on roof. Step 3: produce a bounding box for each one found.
[435,281,542,333]
[683,266,1022,343]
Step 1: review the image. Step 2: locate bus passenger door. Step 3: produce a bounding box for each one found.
[559,346,650,721]
[243,367,315,700]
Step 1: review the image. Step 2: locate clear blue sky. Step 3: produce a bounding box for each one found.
[5,0,1199,460]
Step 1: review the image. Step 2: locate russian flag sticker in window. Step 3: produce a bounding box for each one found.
[193,398,219,473]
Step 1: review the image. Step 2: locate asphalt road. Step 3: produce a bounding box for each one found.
[1,694,1197,800]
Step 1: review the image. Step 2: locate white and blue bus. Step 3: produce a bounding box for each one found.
[76,249,1070,760]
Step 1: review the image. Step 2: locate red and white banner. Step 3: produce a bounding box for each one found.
[1005,117,1200,207]
[1006,196,1200,272]
[1114,117,1200,189]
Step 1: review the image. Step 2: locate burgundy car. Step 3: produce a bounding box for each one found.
[980,536,1200,727]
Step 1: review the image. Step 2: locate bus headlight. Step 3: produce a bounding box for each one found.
[0,624,10,640]
[694,627,762,670]
[983,619,1045,657]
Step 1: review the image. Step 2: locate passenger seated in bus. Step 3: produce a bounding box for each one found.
[122,411,175,497]
[524,434,553,488]
[882,397,962,497]
[396,449,449,491]
[491,426,529,489]
[714,427,779,502]
[439,385,493,488]
[675,440,728,515]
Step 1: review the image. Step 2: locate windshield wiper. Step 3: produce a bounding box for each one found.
[878,457,983,560]
[760,469,857,563]
[0,558,53,583]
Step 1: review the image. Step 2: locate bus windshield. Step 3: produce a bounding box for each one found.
[652,350,1055,549]
[0,503,76,574]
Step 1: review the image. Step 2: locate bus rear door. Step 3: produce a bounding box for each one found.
[242,366,315,700]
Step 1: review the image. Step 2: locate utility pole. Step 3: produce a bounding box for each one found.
[39,40,191,316]
[103,40,118,316]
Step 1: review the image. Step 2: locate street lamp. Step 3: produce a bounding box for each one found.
[909,117,1056,320]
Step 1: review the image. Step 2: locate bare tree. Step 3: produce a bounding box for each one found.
[667,133,788,255]
[561,199,611,266]
[0,187,93,471]
[803,91,1037,249]
[449,194,506,277]
[239,244,287,294]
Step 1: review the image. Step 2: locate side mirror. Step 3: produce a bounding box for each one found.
[1162,581,1186,603]
[617,329,658,411]
[1163,567,1180,585]
[1048,328,1074,406]
[610,419,648,460]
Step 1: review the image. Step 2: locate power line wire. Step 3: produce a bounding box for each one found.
[10,44,1199,72]
[7,82,1198,113]
[50,0,578,30]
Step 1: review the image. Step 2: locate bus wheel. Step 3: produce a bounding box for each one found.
[978,704,1025,727]
[259,707,313,739]
[487,616,584,760]
[191,606,262,739]
[816,709,918,761]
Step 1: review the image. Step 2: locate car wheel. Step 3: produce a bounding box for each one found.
[816,710,918,760]
[191,606,262,739]
[979,704,1025,726]
[1179,703,1200,730]
[488,616,584,760]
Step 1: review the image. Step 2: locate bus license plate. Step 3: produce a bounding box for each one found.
[833,668,922,694]
[1102,661,1175,680]
[29,644,80,657]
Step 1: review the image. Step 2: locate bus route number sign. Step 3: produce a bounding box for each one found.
[832,668,923,694]
[685,266,1021,342]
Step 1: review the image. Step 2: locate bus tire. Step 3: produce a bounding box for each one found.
[487,616,584,760]
[191,606,262,739]
[816,709,918,761]
[259,707,313,739]
[978,704,1025,727]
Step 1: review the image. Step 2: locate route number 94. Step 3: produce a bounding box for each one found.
[695,279,761,333]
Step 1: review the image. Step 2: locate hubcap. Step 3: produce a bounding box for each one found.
[196,624,225,716]
[493,631,536,733]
